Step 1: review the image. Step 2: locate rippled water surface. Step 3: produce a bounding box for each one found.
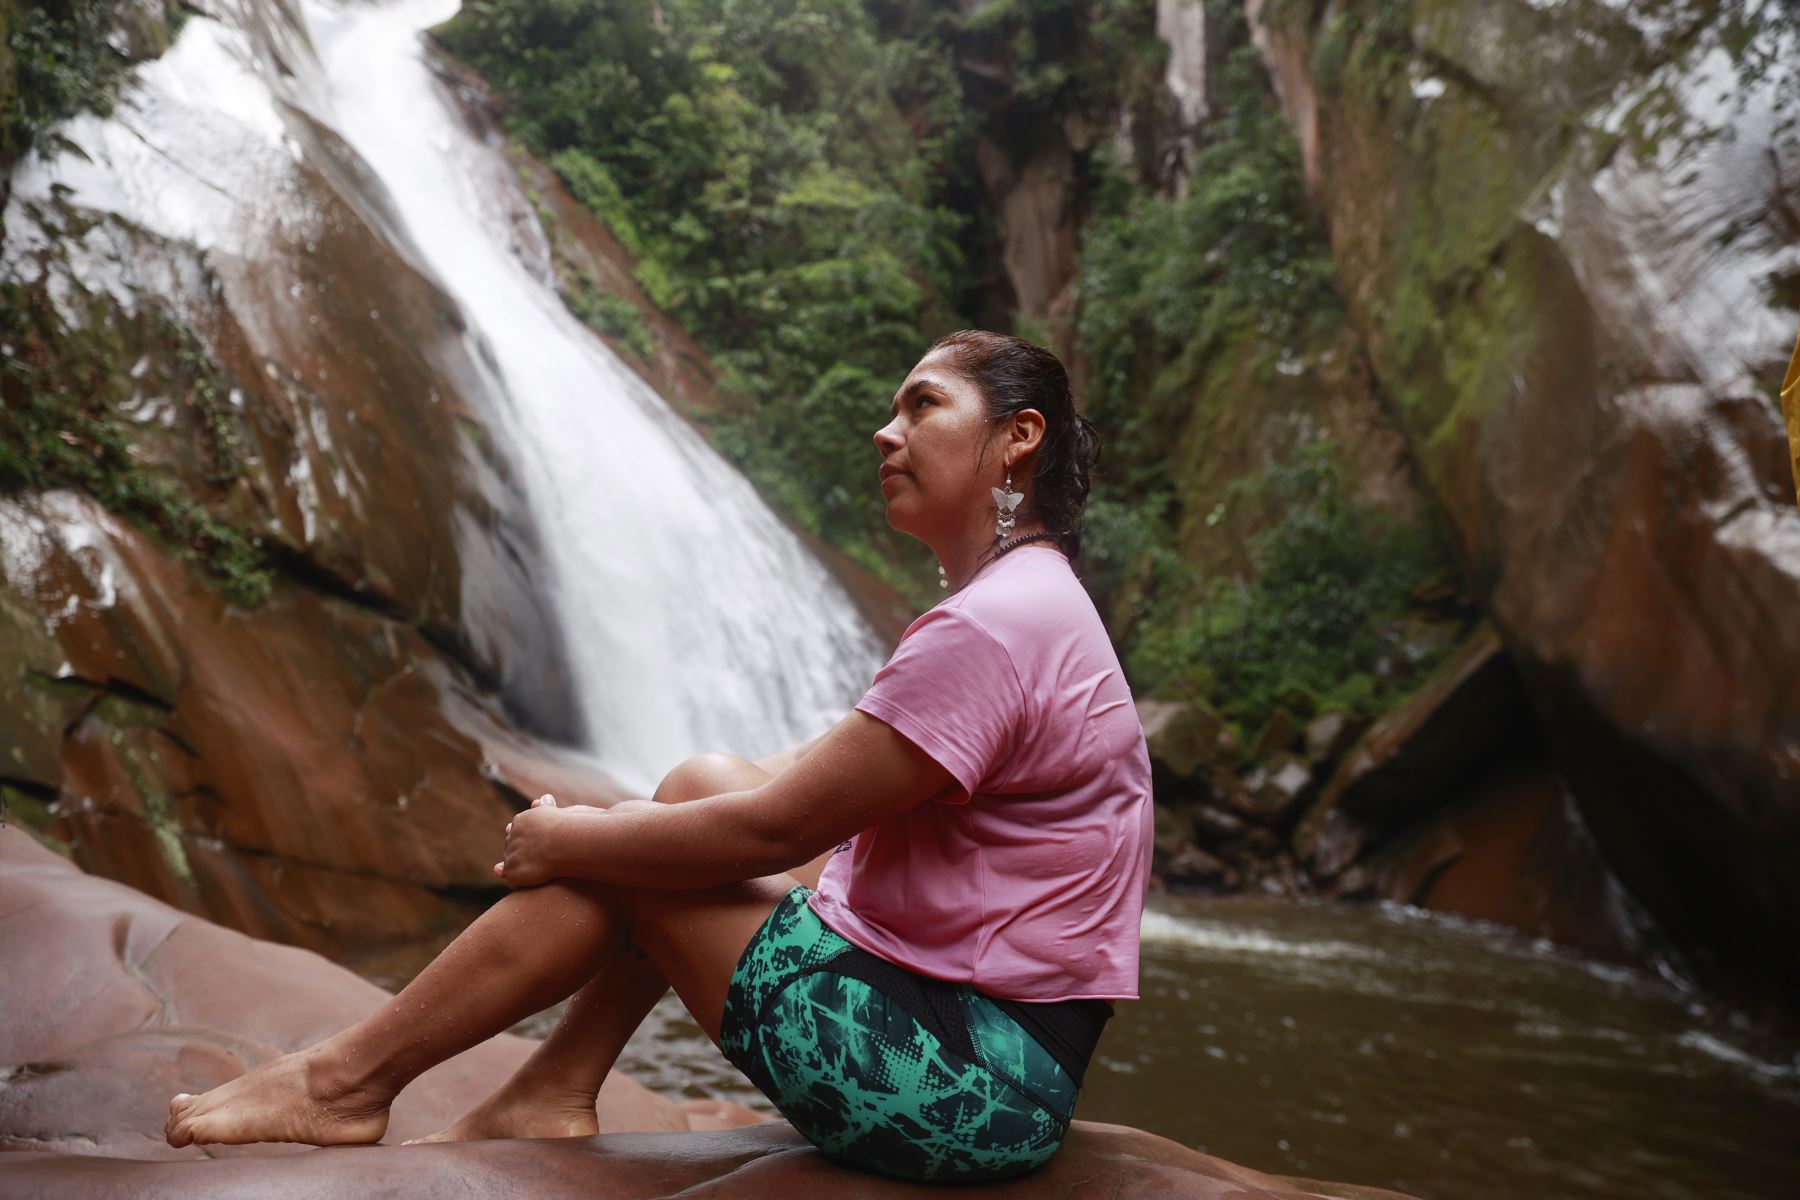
[540,895,1800,1200]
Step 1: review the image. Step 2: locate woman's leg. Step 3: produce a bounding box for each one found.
[402,955,673,1142]
[165,850,804,1147]
[408,752,830,1143]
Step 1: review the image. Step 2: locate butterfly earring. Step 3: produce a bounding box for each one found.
[992,467,1023,539]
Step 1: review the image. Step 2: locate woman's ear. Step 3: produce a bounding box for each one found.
[1007,408,1047,468]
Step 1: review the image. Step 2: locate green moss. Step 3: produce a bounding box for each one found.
[95,696,195,888]
[1308,0,1414,104]
[1124,441,1456,731]
[0,784,56,835]
[568,283,654,360]
[0,280,275,607]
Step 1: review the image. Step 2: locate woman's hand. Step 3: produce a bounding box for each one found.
[495,794,570,887]
[494,794,664,887]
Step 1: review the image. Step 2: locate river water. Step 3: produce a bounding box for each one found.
[577,895,1800,1200]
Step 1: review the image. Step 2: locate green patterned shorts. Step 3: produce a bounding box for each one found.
[718,884,1077,1184]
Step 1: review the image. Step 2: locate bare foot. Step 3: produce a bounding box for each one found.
[404,1075,599,1144]
[165,1047,392,1148]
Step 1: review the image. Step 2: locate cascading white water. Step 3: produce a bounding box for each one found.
[295,0,887,791]
[2,0,889,795]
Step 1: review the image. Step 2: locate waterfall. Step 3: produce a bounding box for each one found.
[2,0,888,796]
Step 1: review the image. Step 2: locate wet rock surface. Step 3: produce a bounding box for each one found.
[0,0,907,958]
[1141,620,1671,970]
[1244,0,1800,1017]
[0,827,1419,1200]
[0,489,625,959]
[1,0,594,950]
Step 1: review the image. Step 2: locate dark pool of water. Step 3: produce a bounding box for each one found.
[515,895,1800,1200]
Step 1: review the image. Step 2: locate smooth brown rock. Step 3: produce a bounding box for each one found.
[0,1123,1424,1200]
[0,492,618,959]
[0,827,1418,1199]
[1247,0,1800,1017]
[1300,626,1534,835]
[0,826,719,1157]
[1351,759,1665,968]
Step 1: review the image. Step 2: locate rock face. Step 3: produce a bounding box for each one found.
[0,489,642,961]
[1244,0,1800,1017]
[0,827,1420,1200]
[0,0,596,953]
[0,827,744,1156]
[0,0,905,961]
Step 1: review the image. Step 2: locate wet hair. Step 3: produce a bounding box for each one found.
[926,329,1102,563]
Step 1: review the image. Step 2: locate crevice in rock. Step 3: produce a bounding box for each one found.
[32,670,173,715]
[262,542,501,693]
[118,925,178,1027]
[0,776,60,803]
[189,827,510,900]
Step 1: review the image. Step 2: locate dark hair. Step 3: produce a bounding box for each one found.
[927,329,1102,563]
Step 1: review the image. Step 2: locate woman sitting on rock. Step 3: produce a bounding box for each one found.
[164,330,1154,1185]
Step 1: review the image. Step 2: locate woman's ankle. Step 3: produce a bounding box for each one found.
[302,1037,403,1113]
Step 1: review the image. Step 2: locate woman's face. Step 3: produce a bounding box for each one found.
[873,349,1003,542]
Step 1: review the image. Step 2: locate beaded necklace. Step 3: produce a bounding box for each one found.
[939,530,1064,592]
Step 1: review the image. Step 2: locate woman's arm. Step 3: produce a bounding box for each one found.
[748,726,831,777]
[498,710,954,891]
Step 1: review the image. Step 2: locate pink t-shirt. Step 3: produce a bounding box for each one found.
[808,544,1153,1001]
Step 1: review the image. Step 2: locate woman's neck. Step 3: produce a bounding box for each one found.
[937,521,1055,593]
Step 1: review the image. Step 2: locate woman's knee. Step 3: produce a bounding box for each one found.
[652,752,768,806]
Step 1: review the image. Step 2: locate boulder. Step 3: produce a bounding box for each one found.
[1249,707,1303,762]
[1297,625,1534,837]
[0,827,1418,1199]
[1349,760,1671,969]
[1247,0,1800,1017]
[0,491,633,962]
[1303,711,1356,765]
[1140,697,1233,782]
[0,825,716,1157]
[1235,754,1317,825]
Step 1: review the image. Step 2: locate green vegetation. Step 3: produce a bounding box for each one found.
[1124,441,1450,731]
[0,282,275,607]
[429,0,1461,719]
[954,0,1166,117]
[431,0,975,595]
[1077,17,1342,486]
[1070,1,1456,728]
[2,0,185,169]
[567,282,654,361]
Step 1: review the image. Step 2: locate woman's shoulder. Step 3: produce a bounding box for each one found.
[954,549,1108,647]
